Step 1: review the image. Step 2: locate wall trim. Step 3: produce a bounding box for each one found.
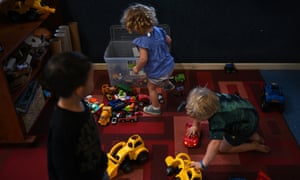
[93,63,300,70]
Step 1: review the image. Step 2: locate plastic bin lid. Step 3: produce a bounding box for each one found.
[110,24,170,41]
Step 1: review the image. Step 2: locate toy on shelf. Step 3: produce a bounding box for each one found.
[107,134,149,179]
[183,122,200,148]
[224,62,237,73]
[8,0,56,22]
[165,152,202,180]
[261,82,285,112]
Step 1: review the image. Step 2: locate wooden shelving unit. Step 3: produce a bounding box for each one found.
[0,13,50,145]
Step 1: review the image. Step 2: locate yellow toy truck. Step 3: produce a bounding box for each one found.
[98,106,112,126]
[8,0,56,22]
[165,153,202,180]
[107,134,149,179]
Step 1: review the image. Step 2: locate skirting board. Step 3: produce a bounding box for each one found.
[93,63,300,70]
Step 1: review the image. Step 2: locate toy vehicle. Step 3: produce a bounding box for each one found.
[261,82,285,112]
[85,95,103,114]
[107,134,149,179]
[165,153,202,180]
[8,0,56,22]
[118,114,138,123]
[112,111,138,124]
[224,62,237,73]
[98,106,112,126]
[183,122,200,148]
[136,94,150,107]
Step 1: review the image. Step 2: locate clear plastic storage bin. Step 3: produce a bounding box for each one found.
[104,25,170,87]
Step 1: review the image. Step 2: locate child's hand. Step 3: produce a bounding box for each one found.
[190,161,201,170]
[186,126,198,136]
[132,66,139,74]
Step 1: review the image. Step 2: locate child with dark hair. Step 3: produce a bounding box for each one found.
[185,87,270,171]
[44,52,109,180]
[121,3,175,115]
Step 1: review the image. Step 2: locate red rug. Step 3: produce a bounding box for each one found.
[0,70,299,180]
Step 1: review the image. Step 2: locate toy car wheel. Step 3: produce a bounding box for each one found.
[136,151,149,164]
[166,166,180,176]
[120,160,133,173]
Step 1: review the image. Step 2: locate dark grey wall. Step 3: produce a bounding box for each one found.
[60,0,300,62]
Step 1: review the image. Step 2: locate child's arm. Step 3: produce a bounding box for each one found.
[133,47,148,74]
[190,139,221,171]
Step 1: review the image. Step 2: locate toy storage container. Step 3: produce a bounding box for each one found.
[104,25,170,87]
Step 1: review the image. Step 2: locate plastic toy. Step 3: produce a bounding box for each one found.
[8,0,56,22]
[136,94,150,107]
[107,134,149,179]
[183,122,200,148]
[115,89,127,101]
[174,85,185,97]
[261,82,285,112]
[117,83,133,94]
[109,99,126,111]
[98,106,112,126]
[224,62,237,73]
[158,93,164,104]
[101,84,116,100]
[256,170,271,180]
[177,100,186,112]
[85,95,103,114]
[118,114,138,123]
[173,73,186,83]
[165,152,202,180]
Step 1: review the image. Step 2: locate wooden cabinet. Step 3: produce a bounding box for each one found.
[0,14,50,144]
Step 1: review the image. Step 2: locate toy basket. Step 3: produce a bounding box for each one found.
[104,24,170,87]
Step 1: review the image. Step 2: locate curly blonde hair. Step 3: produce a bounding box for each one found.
[185,87,220,121]
[120,3,158,34]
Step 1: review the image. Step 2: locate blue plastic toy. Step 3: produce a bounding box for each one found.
[261,82,285,112]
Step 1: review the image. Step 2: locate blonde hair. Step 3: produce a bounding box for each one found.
[185,87,220,121]
[120,3,158,34]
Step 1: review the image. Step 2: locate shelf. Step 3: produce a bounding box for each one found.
[0,13,50,145]
[11,49,49,102]
[0,13,49,63]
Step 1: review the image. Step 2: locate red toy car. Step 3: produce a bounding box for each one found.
[183,122,200,148]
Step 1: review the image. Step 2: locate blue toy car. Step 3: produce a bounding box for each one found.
[261,82,285,112]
